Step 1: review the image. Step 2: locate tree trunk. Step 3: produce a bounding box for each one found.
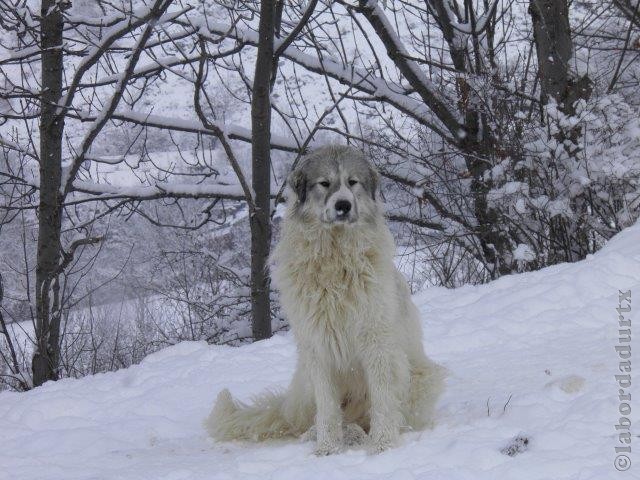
[462,131,512,278]
[250,0,276,341]
[33,0,65,386]
[530,0,592,115]
[424,0,513,277]
[530,0,592,264]
[529,0,572,108]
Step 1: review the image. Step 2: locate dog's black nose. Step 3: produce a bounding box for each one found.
[335,200,351,216]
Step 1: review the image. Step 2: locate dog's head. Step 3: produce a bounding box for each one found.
[286,145,380,226]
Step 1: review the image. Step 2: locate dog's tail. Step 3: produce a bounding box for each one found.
[205,388,294,441]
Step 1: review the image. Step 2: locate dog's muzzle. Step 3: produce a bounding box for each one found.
[334,200,352,221]
[324,200,356,224]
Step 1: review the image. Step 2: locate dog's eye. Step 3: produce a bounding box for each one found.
[348,179,358,186]
[319,181,330,188]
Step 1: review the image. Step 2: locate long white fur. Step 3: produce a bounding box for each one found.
[206,147,444,455]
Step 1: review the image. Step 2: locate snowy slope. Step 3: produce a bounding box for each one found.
[1,223,639,480]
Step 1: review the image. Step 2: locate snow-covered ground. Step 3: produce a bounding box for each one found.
[1,222,639,480]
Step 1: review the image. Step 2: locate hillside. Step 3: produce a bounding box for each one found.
[1,221,639,480]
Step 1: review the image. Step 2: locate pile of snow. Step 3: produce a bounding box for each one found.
[1,223,639,479]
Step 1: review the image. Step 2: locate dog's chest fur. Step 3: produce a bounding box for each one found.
[271,220,395,366]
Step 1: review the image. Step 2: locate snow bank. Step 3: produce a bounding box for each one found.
[1,223,639,479]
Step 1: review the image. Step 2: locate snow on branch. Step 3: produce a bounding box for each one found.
[613,0,640,29]
[195,16,456,140]
[0,135,38,161]
[64,4,193,29]
[273,0,319,61]
[62,0,175,195]
[0,45,41,65]
[358,0,461,136]
[72,110,300,152]
[449,0,499,35]
[380,168,474,230]
[471,0,499,34]
[387,213,445,231]
[58,2,191,119]
[91,43,244,89]
[71,179,247,201]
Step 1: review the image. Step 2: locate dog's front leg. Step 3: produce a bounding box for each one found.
[361,335,408,453]
[308,356,343,455]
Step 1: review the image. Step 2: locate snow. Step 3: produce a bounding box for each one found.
[72,179,246,200]
[198,16,457,135]
[1,222,640,479]
[75,110,298,152]
[512,243,535,262]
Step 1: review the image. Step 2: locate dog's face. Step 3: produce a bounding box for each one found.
[287,146,379,226]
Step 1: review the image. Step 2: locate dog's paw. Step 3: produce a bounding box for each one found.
[366,437,395,454]
[300,425,317,442]
[303,423,366,449]
[343,423,367,447]
[313,440,342,456]
[367,429,399,454]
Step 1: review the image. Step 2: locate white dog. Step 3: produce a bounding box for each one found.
[207,145,444,454]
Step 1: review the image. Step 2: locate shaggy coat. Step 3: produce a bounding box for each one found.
[207,146,444,454]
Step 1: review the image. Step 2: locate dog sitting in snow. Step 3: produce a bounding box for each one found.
[207,145,444,455]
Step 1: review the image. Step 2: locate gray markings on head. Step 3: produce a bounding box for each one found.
[287,145,380,225]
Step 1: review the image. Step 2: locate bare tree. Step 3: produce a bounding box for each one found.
[31,0,176,386]
[2,0,267,385]
[250,0,277,341]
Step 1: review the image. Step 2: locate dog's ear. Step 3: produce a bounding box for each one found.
[368,164,380,200]
[288,168,307,203]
